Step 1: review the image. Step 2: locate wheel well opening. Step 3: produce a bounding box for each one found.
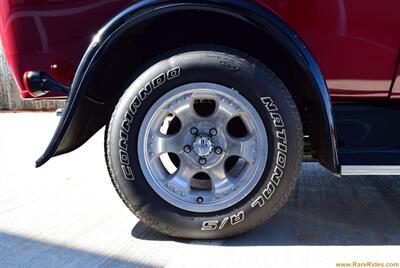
[83,10,325,161]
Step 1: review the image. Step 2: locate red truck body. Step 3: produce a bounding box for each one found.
[1,0,399,101]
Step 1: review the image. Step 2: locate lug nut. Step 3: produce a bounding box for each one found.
[183,145,192,153]
[199,157,207,165]
[214,146,223,154]
[197,196,204,203]
[209,128,217,136]
[190,127,198,135]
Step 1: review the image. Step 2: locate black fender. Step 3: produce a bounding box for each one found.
[35,0,339,174]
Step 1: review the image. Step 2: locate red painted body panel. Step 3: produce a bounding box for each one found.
[257,0,400,101]
[0,0,131,98]
[0,0,399,100]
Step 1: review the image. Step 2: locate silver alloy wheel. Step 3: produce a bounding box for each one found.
[138,83,268,212]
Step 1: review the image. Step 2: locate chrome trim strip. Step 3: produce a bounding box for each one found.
[341,166,400,175]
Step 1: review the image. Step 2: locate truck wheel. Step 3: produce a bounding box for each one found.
[105,46,303,239]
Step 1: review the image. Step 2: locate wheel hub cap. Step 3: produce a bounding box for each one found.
[193,135,213,157]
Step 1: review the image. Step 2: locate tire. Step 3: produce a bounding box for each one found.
[105,46,303,239]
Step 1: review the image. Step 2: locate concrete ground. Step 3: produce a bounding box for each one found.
[0,112,399,268]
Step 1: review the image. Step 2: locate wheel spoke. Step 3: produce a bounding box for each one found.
[209,97,239,125]
[168,94,202,128]
[149,132,182,158]
[168,164,197,194]
[207,162,228,185]
[226,135,258,164]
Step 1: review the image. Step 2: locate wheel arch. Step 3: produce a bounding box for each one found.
[36,0,339,174]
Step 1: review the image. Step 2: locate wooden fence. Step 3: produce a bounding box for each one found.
[0,43,65,111]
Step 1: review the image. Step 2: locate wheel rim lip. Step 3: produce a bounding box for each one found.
[138,83,268,213]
